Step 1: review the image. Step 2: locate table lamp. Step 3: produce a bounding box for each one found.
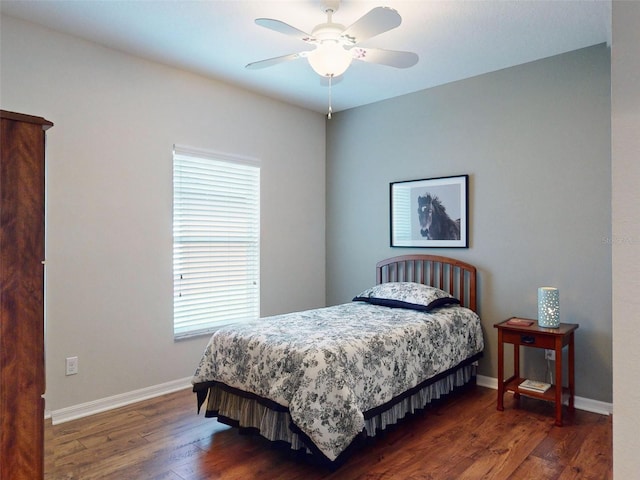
[538,287,560,328]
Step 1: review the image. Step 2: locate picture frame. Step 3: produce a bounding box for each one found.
[390,174,469,248]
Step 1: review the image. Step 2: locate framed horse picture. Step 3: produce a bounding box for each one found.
[390,174,469,248]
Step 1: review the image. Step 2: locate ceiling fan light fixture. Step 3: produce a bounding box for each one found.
[307,41,352,77]
[248,0,417,116]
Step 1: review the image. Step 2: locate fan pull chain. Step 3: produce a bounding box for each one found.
[327,74,333,120]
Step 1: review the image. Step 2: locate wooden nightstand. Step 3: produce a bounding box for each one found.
[494,318,579,426]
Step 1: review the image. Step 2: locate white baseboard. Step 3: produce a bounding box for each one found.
[49,376,193,425]
[476,374,613,416]
[47,374,613,426]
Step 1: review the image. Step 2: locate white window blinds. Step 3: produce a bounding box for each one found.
[173,145,260,339]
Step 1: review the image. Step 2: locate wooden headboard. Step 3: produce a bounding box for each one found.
[376,255,477,312]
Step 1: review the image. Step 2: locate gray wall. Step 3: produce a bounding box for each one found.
[327,45,612,402]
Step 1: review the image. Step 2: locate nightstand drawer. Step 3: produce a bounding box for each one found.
[501,330,555,349]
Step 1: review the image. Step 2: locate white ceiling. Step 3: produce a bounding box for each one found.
[0,0,611,114]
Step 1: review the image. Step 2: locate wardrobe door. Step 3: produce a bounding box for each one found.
[1,110,53,480]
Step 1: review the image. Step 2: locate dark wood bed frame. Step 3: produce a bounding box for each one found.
[194,254,481,466]
[377,254,477,311]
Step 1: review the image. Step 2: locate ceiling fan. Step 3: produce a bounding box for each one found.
[246,0,419,79]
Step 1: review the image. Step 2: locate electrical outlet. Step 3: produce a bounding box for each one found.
[65,356,78,376]
[544,349,556,361]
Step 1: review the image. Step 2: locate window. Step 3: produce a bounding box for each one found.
[173,145,260,339]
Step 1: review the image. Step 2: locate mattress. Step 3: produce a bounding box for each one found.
[192,300,484,461]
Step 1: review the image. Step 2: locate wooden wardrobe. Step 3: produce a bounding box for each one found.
[1,110,53,480]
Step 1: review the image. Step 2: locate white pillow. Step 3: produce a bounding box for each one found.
[353,282,459,311]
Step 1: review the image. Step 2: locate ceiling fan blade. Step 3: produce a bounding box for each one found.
[341,7,401,45]
[351,47,419,68]
[246,52,306,70]
[255,18,313,42]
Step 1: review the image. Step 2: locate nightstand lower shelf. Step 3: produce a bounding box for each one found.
[504,376,569,404]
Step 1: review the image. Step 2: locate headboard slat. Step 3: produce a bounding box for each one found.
[376,255,477,312]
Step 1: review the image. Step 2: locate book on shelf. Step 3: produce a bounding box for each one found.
[519,379,551,393]
[506,318,535,327]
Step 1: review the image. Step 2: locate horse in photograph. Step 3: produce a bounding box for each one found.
[418,194,461,240]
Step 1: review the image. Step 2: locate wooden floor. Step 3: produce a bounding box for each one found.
[45,385,612,480]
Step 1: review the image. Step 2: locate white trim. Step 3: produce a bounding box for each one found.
[476,374,613,416]
[476,374,499,390]
[173,143,260,168]
[47,374,613,426]
[49,377,192,425]
[574,396,613,416]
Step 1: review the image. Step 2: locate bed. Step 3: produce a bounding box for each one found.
[192,254,484,465]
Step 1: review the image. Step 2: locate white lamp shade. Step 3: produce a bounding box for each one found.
[308,42,353,77]
[538,287,560,328]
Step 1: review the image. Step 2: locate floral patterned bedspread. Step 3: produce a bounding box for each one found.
[192,301,484,461]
